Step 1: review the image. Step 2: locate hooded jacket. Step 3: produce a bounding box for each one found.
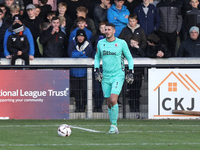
[107,4,130,37]
[118,24,147,50]
[4,25,34,57]
[68,35,94,77]
[69,27,93,42]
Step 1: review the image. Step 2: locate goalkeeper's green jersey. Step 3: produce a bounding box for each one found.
[94,38,134,78]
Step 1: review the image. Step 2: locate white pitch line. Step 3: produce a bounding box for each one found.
[0,124,199,127]
[70,126,101,133]
[0,143,200,146]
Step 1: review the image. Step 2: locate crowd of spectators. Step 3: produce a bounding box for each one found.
[1,0,200,112]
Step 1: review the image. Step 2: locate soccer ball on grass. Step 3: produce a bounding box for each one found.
[57,124,71,137]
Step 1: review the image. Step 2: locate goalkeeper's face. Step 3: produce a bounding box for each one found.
[105,26,115,39]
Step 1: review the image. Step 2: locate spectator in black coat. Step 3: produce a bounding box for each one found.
[22,4,44,57]
[7,22,30,65]
[38,0,52,22]
[93,0,111,30]
[0,8,10,57]
[146,33,171,58]
[177,26,200,57]
[39,16,67,57]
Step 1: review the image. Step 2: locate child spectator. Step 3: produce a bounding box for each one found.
[70,6,96,35]
[38,0,52,22]
[128,36,145,112]
[13,0,24,15]
[57,2,72,36]
[184,0,200,35]
[22,4,44,57]
[107,0,130,37]
[134,0,160,36]
[69,17,93,42]
[4,15,34,60]
[65,0,88,22]
[119,14,147,50]
[46,11,56,23]
[68,29,94,112]
[0,8,10,57]
[34,4,41,18]
[146,33,171,58]
[4,0,12,21]
[5,4,20,25]
[58,15,66,34]
[93,0,111,30]
[7,22,29,65]
[157,0,182,57]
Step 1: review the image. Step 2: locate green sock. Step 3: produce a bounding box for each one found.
[108,107,112,123]
[111,103,118,127]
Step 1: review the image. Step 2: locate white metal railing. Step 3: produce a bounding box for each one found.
[1,57,200,119]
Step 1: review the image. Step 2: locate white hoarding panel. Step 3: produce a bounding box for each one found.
[148,69,200,119]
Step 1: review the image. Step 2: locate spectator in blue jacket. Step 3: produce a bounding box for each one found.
[69,17,93,42]
[134,0,160,36]
[4,14,34,60]
[107,0,130,37]
[68,29,94,112]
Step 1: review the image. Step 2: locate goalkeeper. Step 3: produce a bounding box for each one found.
[94,23,134,134]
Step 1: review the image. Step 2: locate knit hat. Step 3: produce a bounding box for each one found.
[76,29,87,39]
[189,26,199,34]
[12,14,22,23]
[13,23,24,33]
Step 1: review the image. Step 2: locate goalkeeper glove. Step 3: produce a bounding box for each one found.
[125,70,134,84]
[94,68,103,82]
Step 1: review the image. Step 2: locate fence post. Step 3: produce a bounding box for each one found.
[87,67,93,119]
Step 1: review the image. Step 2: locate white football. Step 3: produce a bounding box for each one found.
[57,124,71,137]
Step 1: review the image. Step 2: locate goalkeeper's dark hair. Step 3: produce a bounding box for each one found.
[106,23,115,29]
[147,33,160,45]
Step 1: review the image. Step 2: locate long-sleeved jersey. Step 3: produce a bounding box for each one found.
[94,38,134,78]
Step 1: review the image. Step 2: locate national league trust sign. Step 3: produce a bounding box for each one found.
[0,70,70,119]
[148,69,200,119]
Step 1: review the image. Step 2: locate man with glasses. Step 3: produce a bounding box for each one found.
[177,26,200,57]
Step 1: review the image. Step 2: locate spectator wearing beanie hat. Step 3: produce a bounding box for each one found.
[178,26,200,57]
[3,14,35,60]
[7,22,30,65]
[68,29,94,112]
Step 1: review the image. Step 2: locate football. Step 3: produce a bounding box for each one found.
[57,124,72,137]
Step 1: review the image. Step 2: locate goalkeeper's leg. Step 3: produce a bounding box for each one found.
[106,94,119,134]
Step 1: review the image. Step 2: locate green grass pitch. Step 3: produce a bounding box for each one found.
[0,119,200,150]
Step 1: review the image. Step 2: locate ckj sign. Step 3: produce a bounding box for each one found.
[148,69,200,119]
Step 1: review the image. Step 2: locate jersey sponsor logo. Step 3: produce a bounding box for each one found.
[103,50,116,56]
